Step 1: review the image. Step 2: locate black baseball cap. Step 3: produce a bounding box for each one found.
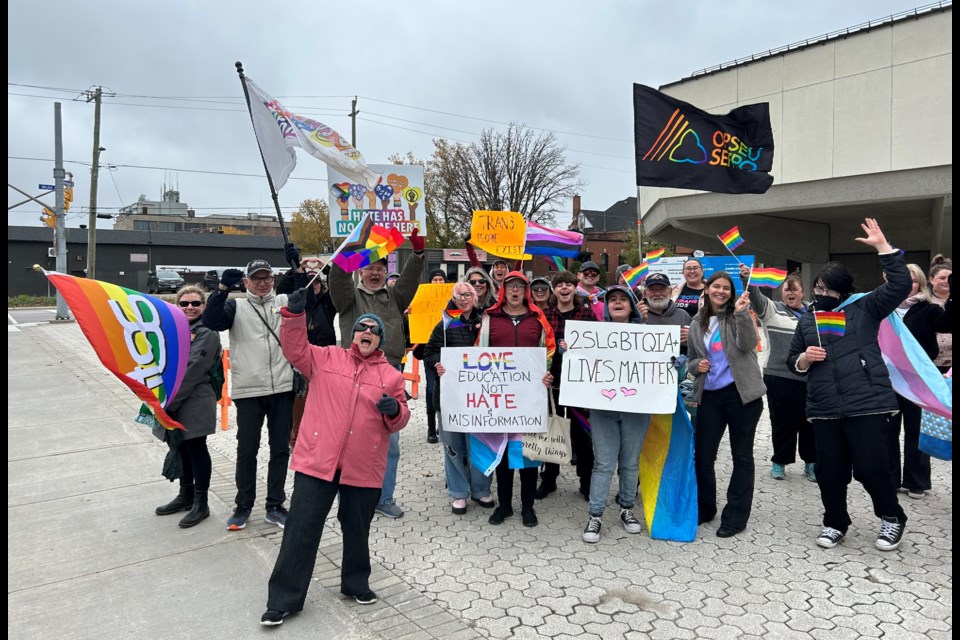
[645,273,671,287]
[246,259,272,277]
[578,261,600,273]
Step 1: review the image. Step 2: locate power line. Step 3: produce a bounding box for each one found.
[9,156,328,182]
[9,91,348,116]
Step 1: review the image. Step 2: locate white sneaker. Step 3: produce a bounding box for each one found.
[875,517,904,551]
[619,508,642,534]
[816,527,845,549]
[582,516,602,543]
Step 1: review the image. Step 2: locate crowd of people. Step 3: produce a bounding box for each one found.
[156,219,951,628]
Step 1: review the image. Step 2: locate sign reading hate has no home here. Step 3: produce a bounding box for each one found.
[559,321,680,414]
[439,347,547,433]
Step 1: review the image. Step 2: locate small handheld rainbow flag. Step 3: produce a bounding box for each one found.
[750,267,788,288]
[330,213,405,273]
[718,225,745,252]
[815,311,846,337]
[622,262,649,288]
[645,248,666,262]
[442,308,465,330]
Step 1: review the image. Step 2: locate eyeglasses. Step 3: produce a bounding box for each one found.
[362,267,387,274]
[455,292,475,299]
[178,300,203,308]
[813,286,839,297]
[504,282,526,290]
[352,322,383,336]
[249,275,274,283]
[683,267,702,272]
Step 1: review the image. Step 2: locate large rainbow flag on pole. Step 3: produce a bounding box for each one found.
[330,213,405,273]
[42,271,191,430]
[639,393,698,542]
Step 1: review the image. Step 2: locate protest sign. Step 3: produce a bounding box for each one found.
[407,283,455,344]
[649,255,755,294]
[559,321,680,414]
[328,164,426,237]
[440,347,547,433]
[469,210,531,260]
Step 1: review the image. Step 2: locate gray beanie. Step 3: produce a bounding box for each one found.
[355,313,386,345]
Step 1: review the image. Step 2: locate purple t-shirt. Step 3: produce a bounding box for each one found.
[703,316,735,391]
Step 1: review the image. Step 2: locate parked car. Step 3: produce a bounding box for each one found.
[147,269,185,294]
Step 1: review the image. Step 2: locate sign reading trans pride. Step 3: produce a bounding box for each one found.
[327,164,426,237]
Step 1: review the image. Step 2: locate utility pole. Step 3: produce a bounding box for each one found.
[54,102,71,320]
[349,96,358,147]
[84,86,105,279]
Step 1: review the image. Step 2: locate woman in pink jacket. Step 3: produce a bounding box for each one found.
[261,290,410,627]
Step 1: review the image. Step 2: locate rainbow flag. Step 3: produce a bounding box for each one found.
[645,248,666,262]
[544,256,565,271]
[42,271,190,430]
[840,294,951,420]
[639,393,697,542]
[718,225,745,252]
[569,407,591,434]
[524,221,584,258]
[750,267,788,288]
[331,213,405,272]
[815,311,846,337]
[442,308,465,330]
[622,262,649,288]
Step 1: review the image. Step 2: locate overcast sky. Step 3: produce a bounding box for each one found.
[8,0,933,234]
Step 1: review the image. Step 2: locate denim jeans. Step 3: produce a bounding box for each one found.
[439,417,491,500]
[588,409,651,517]
[378,431,400,506]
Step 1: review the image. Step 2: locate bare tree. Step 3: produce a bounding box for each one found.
[388,151,459,248]
[430,124,585,232]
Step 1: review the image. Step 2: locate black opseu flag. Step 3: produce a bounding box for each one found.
[633,83,774,194]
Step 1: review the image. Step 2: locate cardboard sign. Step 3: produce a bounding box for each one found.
[407,283,456,344]
[559,321,680,414]
[439,347,548,433]
[469,210,531,260]
[328,164,426,237]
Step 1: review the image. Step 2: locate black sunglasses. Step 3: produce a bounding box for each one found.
[531,285,550,292]
[468,279,486,286]
[178,300,203,308]
[353,322,383,336]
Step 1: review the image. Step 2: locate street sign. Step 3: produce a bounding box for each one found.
[64,181,75,186]
[38,184,55,190]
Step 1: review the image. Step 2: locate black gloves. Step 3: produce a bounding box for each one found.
[220,268,244,290]
[284,242,301,268]
[376,393,400,419]
[286,287,308,314]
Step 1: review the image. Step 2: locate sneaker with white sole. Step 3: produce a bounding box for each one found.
[816,527,845,548]
[260,609,288,626]
[907,489,925,500]
[226,506,252,531]
[875,516,904,551]
[619,508,642,534]
[265,505,288,529]
[355,590,378,605]
[582,516,602,543]
[770,463,786,480]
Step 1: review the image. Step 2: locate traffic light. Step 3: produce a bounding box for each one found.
[64,185,74,211]
[42,208,56,228]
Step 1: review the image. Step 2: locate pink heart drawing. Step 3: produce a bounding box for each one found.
[620,387,637,397]
[601,389,617,400]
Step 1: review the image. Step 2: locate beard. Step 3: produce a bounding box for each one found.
[647,297,670,312]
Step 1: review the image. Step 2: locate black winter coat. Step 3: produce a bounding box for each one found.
[902,300,949,361]
[787,252,911,420]
[422,306,482,412]
[277,270,338,346]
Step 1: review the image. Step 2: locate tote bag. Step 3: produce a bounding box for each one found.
[521,392,571,465]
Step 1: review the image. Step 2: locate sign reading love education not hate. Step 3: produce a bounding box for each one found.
[327,164,426,237]
[559,321,680,414]
[439,347,548,433]
[407,283,456,344]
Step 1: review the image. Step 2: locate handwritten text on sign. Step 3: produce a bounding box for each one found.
[440,347,547,433]
[559,321,680,414]
[407,283,456,344]
[469,210,531,260]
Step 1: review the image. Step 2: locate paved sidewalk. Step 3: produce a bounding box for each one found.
[8,321,953,639]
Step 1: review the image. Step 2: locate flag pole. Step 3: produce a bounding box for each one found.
[717,235,744,265]
[814,313,823,348]
[235,61,296,270]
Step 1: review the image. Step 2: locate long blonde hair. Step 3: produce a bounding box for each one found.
[906,264,934,303]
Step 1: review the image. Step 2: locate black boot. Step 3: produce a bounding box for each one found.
[156,484,194,515]
[179,490,209,528]
[426,413,438,443]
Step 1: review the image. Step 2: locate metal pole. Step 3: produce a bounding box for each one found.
[53,102,71,320]
[87,87,103,279]
[350,96,358,147]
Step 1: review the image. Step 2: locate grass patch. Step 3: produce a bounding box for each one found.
[8,295,58,308]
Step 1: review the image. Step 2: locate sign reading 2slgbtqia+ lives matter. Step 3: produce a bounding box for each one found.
[439,347,548,433]
[559,321,680,414]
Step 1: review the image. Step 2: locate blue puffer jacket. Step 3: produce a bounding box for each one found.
[787,252,911,419]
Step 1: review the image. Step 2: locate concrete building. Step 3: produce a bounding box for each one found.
[640,4,952,290]
[113,189,283,236]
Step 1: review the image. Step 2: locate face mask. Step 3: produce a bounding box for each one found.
[814,295,841,312]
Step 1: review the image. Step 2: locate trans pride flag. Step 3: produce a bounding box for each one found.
[639,393,698,542]
[43,271,190,430]
[330,213,405,273]
[840,294,951,420]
